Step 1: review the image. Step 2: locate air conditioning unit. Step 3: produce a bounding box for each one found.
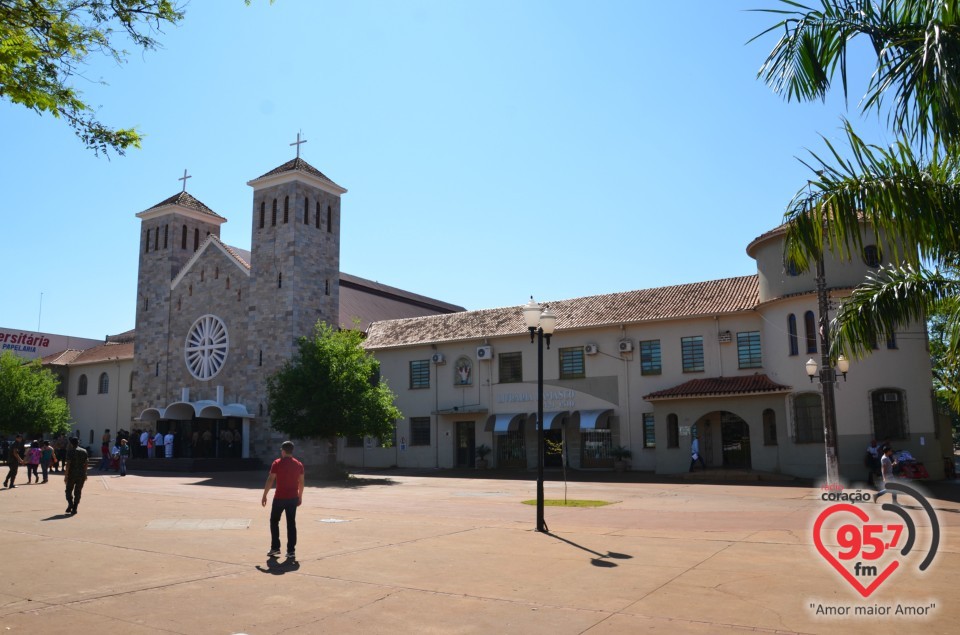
[584,344,599,355]
[477,345,493,360]
[881,393,899,402]
[618,339,634,353]
[431,352,446,365]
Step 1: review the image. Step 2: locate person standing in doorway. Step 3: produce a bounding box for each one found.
[163,430,174,458]
[140,428,151,459]
[261,441,304,560]
[3,434,25,488]
[689,434,707,472]
[64,437,88,515]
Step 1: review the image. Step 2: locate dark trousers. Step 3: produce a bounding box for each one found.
[65,478,85,510]
[4,462,19,486]
[270,497,298,552]
[689,454,706,471]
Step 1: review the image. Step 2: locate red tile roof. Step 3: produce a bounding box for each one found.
[643,374,792,400]
[69,341,134,365]
[41,349,84,365]
[365,275,759,348]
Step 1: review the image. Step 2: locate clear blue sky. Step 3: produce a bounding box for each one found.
[1,0,889,340]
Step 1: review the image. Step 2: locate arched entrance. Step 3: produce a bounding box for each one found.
[720,411,751,469]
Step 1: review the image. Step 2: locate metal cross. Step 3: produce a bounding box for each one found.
[178,169,191,193]
[290,131,307,158]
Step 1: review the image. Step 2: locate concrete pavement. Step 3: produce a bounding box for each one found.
[1,468,958,634]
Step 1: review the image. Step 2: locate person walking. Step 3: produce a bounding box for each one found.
[689,434,707,472]
[118,438,130,476]
[40,440,55,483]
[98,429,111,471]
[53,434,67,473]
[261,441,304,560]
[3,434,25,488]
[875,445,899,505]
[25,441,41,484]
[64,437,88,515]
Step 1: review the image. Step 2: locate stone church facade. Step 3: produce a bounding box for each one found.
[131,155,462,464]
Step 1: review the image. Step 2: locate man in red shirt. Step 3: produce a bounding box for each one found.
[262,441,304,560]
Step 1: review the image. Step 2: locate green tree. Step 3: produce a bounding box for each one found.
[0,351,71,436]
[0,1,186,156]
[753,1,960,406]
[266,322,402,458]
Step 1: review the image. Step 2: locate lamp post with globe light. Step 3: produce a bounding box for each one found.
[523,297,556,533]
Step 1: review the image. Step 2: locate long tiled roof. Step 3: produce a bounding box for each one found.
[70,341,134,365]
[40,349,84,365]
[255,158,344,190]
[340,273,464,332]
[364,275,759,349]
[143,191,225,220]
[643,374,791,400]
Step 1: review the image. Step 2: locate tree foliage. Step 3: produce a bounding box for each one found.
[0,351,71,436]
[754,1,960,411]
[266,322,402,445]
[0,0,185,156]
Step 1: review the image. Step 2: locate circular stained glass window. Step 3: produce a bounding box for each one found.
[184,314,228,380]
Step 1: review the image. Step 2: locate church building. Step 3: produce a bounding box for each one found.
[130,148,463,464]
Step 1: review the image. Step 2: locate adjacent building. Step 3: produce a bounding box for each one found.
[360,225,951,480]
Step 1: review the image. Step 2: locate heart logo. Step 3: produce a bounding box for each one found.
[813,503,901,598]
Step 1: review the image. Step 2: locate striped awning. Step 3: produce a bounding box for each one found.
[531,411,570,430]
[573,409,614,430]
[484,413,526,433]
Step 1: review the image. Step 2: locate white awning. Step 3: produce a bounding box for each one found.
[573,409,614,430]
[484,413,526,433]
[136,401,254,421]
[531,411,570,430]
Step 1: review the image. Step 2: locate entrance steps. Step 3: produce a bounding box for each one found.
[125,458,262,473]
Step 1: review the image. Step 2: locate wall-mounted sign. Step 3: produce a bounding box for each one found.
[454,356,472,386]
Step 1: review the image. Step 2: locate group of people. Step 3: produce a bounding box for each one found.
[3,433,88,514]
[6,431,301,555]
[3,434,72,487]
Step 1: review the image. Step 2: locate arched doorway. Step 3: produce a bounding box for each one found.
[720,411,751,469]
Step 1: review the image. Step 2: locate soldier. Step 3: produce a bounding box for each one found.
[3,433,25,488]
[64,437,88,515]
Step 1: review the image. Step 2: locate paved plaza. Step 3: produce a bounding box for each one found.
[1,468,958,634]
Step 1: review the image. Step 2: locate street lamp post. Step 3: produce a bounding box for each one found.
[808,256,851,487]
[523,297,556,533]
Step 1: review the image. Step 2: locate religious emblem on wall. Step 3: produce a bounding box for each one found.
[454,356,472,386]
[184,314,229,380]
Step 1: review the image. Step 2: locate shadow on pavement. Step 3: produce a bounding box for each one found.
[255,558,301,575]
[546,531,633,568]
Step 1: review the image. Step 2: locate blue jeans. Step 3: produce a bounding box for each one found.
[270,497,298,553]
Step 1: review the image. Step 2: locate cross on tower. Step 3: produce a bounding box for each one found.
[290,131,307,159]
[178,169,192,193]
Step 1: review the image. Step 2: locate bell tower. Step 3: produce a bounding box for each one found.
[246,140,347,374]
[132,173,226,412]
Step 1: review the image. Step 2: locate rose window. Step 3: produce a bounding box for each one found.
[184,314,228,380]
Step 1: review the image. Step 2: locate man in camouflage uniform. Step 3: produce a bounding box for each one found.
[63,437,88,515]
